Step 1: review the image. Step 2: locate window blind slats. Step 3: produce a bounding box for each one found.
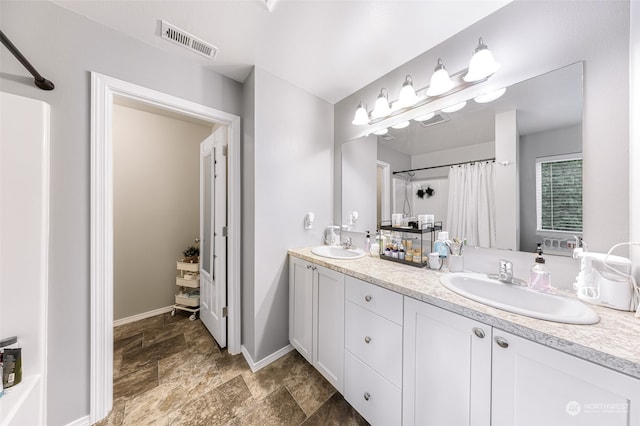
[536,158,582,232]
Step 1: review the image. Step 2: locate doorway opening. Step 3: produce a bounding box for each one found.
[90,72,241,424]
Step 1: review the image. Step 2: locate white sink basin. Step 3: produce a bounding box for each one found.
[311,246,367,260]
[440,272,599,324]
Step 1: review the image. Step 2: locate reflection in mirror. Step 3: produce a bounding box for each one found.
[341,62,583,254]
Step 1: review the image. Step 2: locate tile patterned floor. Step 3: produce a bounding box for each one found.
[96,311,369,425]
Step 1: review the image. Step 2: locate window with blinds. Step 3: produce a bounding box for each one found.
[536,154,583,232]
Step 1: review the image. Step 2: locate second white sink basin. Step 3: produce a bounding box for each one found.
[311,245,366,260]
[440,272,599,324]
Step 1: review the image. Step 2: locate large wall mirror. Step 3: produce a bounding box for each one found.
[341,62,583,254]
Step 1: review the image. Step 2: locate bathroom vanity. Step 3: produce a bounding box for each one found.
[289,248,640,426]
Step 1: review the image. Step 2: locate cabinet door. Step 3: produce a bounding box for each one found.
[492,330,640,426]
[314,265,345,392]
[403,297,491,426]
[289,257,314,363]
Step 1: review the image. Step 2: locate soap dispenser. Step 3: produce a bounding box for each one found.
[530,243,551,292]
[364,231,371,255]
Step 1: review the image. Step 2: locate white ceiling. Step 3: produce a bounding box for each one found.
[50,0,512,104]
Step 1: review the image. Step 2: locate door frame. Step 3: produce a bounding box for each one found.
[89,72,241,423]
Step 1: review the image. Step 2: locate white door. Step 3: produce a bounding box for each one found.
[200,126,227,347]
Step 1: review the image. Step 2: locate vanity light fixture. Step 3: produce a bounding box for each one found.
[396,75,421,108]
[373,128,389,136]
[392,121,410,129]
[353,36,499,128]
[352,100,370,125]
[474,87,506,104]
[464,37,500,82]
[441,101,467,113]
[414,112,436,122]
[426,59,454,97]
[371,88,392,119]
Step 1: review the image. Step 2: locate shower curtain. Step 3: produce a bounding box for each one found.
[446,162,496,248]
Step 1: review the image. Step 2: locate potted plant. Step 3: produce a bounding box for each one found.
[182,239,200,263]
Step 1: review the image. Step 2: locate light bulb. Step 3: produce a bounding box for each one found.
[464,37,500,82]
[414,112,435,122]
[426,59,454,97]
[371,89,391,119]
[397,75,420,108]
[441,101,467,113]
[392,121,410,129]
[352,101,370,125]
[474,87,506,104]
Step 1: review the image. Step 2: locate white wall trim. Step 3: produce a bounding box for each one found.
[90,72,242,424]
[377,160,391,222]
[113,306,174,327]
[63,415,91,426]
[241,344,294,373]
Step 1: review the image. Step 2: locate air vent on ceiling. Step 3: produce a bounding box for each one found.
[379,133,395,141]
[419,112,450,128]
[160,20,218,60]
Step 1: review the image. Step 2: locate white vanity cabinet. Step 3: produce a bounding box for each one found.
[403,296,640,426]
[344,276,403,426]
[288,257,345,392]
[403,297,492,426]
[492,330,640,426]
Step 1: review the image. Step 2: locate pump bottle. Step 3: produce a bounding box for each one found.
[530,244,551,292]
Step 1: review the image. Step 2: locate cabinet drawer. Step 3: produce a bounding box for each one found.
[345,276,403,324]
[345,301,402,387]
[345,351,401,426]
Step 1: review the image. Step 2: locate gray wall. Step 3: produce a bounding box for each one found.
[334,0,630,254]
[243,67,334,363]
[113,104,212,321]
[0,2,242,424]
[519,125,582,252]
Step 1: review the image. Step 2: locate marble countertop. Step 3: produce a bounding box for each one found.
[289,247,640,380]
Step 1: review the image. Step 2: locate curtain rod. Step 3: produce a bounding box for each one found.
[0,30,55,90]
[393,157,496,175]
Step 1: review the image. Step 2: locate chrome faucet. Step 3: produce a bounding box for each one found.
[488,259,525,285]
[342,237,353,249]
[498,259,513,283]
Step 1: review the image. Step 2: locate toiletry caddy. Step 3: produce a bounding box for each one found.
[378,220,442,267]
[172,261,200,321]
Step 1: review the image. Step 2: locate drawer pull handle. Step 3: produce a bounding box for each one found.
[473,328,485,339]
[363,392,371,401]
[495,336,509,348]
[365,295,372,302]
[364,336,372,344]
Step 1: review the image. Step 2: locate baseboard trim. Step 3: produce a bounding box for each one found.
[64,415,91,426]
[113,306,173,327]
[241,344,294,373]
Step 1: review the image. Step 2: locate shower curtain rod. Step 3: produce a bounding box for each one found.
[393,157,496,175]
[0,30,55,90]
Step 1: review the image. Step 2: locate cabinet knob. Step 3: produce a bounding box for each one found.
[473,327,486,339]
[306,265,311,269]
[365,295,372,302]
[364,336,372,344]
[495,336,509,348]
[363,392,371,401]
